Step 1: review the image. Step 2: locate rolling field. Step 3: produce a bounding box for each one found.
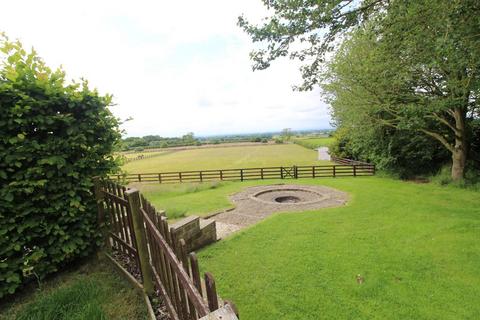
[122,144,330,173]
[138,177,480,320]
[293,136,335,149]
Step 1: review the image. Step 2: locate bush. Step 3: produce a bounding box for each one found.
[0,35,121,297]
[330,126,450,178]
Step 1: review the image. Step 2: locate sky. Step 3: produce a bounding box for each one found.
[1,1,332,137]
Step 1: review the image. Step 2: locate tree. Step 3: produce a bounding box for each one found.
[238,0,389,90]
[240,0,480,180]
[182,132,195,144]
[323,1,480,180]
[281,128,293,141]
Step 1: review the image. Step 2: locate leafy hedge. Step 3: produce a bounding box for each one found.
[0,35,121,297]
[329,126,450,178]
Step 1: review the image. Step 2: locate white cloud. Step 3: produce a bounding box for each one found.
[1,0,332,137]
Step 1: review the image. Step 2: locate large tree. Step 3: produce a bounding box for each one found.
[240,0,480,180]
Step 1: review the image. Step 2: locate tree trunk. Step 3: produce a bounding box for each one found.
[451,107,467,181]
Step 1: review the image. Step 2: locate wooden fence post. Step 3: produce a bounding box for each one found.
[294,165,298,179]
[125,189,154,295]
[205,272,219,311]
[353,165,357,177]
[333,165,336,178]
[240,169,244,182]
[280,166,284,179]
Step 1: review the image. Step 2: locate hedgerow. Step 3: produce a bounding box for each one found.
[0,34,121,297]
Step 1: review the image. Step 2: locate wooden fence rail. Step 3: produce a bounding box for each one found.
[330,156,372,166]
[111,163,375,184]
[94,178,238,320]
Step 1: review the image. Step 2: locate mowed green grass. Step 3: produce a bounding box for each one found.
[293,137,335,149]
[139,177,480,319]
[0,257,146,320]
[122,144,328,173]
[136,180,289,219]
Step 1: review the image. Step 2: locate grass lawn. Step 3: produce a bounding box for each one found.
[136,176,479,319]
[0,256,147,320]
[122,144,329,173]
[293,137,335,149]
[135,180,284,219]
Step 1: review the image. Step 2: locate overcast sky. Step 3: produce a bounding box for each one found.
[1,1,332,137]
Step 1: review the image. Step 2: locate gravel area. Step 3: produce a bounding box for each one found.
[214,184,348,239]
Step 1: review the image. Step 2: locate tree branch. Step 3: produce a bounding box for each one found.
[419,129,454,153]
[430,112,459,135]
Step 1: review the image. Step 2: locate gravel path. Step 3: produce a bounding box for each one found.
[214,184,348,239]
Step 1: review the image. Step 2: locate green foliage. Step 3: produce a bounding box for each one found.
[0,35,121,297]
[238,0,388,90]
[120,133,200,151]
[280,128,292,141]
[431,165,480,189]
[329,126,449,178]
[242,0,480,180]
[323,1,480,178]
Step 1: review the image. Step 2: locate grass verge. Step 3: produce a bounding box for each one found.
[0,256,147,320]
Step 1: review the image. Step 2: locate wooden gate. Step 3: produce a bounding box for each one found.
[94,178,238,320]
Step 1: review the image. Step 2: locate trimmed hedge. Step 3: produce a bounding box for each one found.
[0,35,121,297]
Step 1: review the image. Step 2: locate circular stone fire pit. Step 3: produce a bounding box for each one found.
[275,196,300,203]
[213,184,349,239]
[252,187,328,205]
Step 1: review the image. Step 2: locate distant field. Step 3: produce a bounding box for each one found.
[122,144,330,173]
[293,137,335,149]
[120,150,170,160]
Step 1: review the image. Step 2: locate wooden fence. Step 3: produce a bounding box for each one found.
[94,178,238,320]
[111,163,375,184]
[122,152,172,164]
[330,156,372,166]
